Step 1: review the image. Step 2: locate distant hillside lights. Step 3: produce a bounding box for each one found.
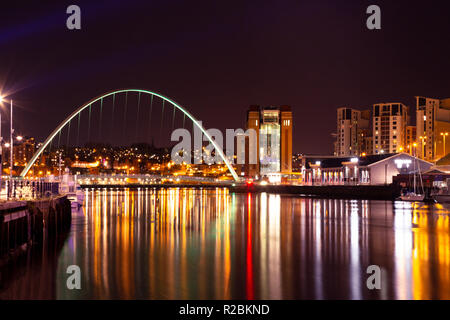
[170,123,259,166]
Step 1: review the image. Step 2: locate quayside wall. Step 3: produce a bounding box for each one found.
[231,184,401,200]
[0,196,71,262]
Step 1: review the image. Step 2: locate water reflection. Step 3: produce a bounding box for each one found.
[1,188,449,299]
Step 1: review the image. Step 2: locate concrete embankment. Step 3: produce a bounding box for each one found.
[0,196,72,262]
[230,184,401,200]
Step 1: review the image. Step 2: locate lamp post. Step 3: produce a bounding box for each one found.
[0,95,13,198]
[441,132,449,157]
[419,136,426,159]
[10,99,13,184]
[0,113,2,199]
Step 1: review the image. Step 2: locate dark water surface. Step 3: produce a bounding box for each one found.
[1,188,449,299]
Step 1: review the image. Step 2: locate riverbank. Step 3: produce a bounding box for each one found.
[232,184,401,200]
[80,183,400,200]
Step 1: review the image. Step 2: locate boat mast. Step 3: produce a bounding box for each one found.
[418,158,424,194]
[413,149,417,194]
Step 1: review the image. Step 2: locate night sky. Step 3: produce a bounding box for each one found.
[1,0,450,154]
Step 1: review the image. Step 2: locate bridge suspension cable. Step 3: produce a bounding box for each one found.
[20,89,239,181]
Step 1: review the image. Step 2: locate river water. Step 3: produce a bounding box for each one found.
[1,188,449,299]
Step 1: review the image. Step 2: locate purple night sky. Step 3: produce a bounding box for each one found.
[1,0,450,154]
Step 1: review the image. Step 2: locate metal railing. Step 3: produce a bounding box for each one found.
[2,178,60,200]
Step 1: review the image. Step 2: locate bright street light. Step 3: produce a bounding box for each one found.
[441,132,449,157]
[419,136,427,159]
[0,94,13,198]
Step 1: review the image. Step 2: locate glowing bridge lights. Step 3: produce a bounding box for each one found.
[19,89,239,181]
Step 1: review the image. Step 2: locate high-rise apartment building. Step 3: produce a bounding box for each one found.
[416,97,450,160]
[405,126,417,155]
[360,129,373,156]
[244,105,292,177]
[335,107,370,156]
[3,136,36,167]
[372,103,408,154]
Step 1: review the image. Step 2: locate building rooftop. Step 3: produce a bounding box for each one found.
[302,153,396,169]
[436,153,450,166]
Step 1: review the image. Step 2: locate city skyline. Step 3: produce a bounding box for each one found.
[1,1,450,306]
[1,0,450,155]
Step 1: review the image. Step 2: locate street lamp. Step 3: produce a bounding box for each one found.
[0,95,13,198]
[441,132,449,157]
[419,136,426,159]
[0,112,2,198]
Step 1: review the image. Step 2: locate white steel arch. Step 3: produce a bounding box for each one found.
[20,89,239,180]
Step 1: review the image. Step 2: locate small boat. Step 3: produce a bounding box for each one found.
[431,193,450,203]
[431,184,450,203]
[66,185,85,209]
[398,153,425,202]
[59,170,84,208]
[399,193,425,202]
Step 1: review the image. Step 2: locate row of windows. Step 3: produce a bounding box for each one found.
[375,126,397,131]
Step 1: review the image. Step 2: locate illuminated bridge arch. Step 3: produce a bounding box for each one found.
[20,89,239,181]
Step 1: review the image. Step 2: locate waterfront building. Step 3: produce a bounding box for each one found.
[416,96,450,161]
[359,128,373,156]
[405,126,417,155]
[244,105,292,178]
[335,107,371,156]
[372,102,409,154]
[301,153,432,185]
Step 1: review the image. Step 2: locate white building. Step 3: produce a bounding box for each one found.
[335,107,370,156]
[416,96,450,161]
[302,153,432,186]
[373,102,409,155]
